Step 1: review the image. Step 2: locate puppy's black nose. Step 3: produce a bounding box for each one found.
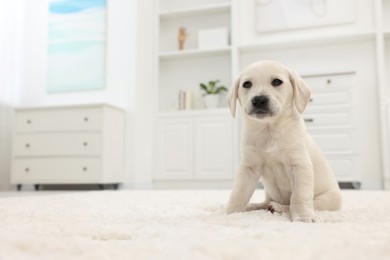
[252,95,269,108]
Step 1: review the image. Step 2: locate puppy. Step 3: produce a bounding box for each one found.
[225,60,342,222]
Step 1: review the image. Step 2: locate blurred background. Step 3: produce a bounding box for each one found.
[0,0,389,191]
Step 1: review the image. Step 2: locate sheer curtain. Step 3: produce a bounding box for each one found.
[0,0,24,190]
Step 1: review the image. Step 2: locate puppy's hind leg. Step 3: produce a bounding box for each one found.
[246,191,272,211]
[314,189,342,211]
[267,201,290,214]
[246,201,269,211]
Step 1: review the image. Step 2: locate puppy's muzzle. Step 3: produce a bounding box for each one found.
[251,95,270,115]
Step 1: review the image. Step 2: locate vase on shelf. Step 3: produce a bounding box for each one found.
[203,94,220,109]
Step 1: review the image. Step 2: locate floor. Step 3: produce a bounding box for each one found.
[0,189,389,259]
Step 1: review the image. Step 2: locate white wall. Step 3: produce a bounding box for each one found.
[0,0,139,190]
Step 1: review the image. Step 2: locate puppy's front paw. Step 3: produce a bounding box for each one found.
[225,204,246,214]
[291,210,317,223]
[292,215,317,223]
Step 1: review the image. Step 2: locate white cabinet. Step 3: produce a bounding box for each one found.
[157,118,193,180]
[11,104,125,190]
[302,71,361,183]
[155,110,234,181]
[195,116,233,179]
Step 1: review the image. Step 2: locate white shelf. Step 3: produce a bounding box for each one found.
[159,3,231,19]
[299,69,356,78]
[238,31,376,53]
[159,47,231,61]
[157,108,229,118]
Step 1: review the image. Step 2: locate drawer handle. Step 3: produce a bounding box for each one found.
[83,167,88,172]
[83,142,88,146]
[84,117,89,122]
[27,120,32,124]
[304,118,314,123]
[25,167,30,172]
[25,143,30,148]
[309,98,313,103]
[326,79,332,85]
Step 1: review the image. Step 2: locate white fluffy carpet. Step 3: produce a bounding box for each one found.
[0,190,390,260]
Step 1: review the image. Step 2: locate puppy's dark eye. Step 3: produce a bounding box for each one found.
[271,79,283,87]
[243,81,252,88]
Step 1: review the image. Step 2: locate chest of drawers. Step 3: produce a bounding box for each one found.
[302,71,360,187]
[11,104,125,190]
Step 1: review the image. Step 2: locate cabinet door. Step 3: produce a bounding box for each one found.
[156,118,193,180]
[195,116,233,180]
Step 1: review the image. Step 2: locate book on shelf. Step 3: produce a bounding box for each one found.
[178,90,192,110]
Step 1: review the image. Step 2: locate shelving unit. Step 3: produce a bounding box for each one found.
[154,0,235,185]
[159,47,231,61]
[157,0,232,112]
[159,3,231,19]
[153,0,390,189]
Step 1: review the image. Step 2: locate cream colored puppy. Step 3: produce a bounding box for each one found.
[225,60,342,222]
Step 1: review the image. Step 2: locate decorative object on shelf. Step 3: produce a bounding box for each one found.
[178,90,192,110]
[198,28,229,50]
[178,27,188,50]
[200,80,227,109]
[47,0,106,93]
[255,0,356,33]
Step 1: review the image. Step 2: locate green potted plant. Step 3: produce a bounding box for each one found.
[199,80,227,108]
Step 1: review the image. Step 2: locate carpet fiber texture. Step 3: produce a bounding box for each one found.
[0,190,390,260]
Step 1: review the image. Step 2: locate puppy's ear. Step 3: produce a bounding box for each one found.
[227,77,240,118]
[289,70,311,113]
